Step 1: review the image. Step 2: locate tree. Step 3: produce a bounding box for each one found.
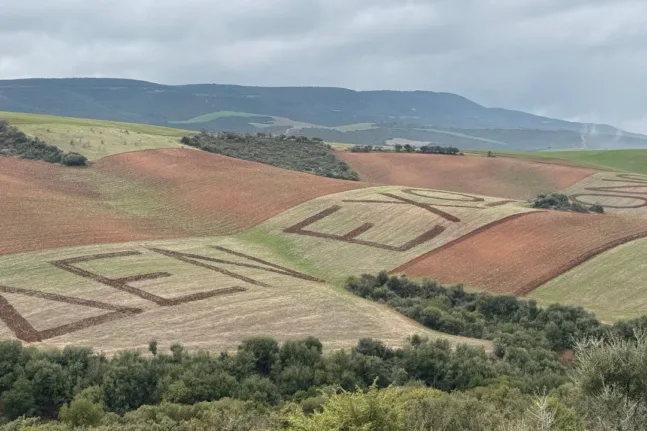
[403,144,413,153]
[3,376,36,419]
[394,144,403,152]
[61,152,87,166]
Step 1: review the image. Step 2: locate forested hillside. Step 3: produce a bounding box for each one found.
[1,78,645,150]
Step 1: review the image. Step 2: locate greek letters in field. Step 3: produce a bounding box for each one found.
[0,246,322,342]
[284,188,499,251]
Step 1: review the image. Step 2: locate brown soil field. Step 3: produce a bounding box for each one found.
[338,152,596,200]
[395,210,647,295]
[0,149,365,256]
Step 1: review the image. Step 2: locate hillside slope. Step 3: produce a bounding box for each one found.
[0,149,365,256]
[1,78,645,150]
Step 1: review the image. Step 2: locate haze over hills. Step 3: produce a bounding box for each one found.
[2,77,646,151]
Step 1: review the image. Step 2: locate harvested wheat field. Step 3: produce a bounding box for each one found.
[252,186,533,283]
[338,152,596,200]
[0,149,365,256]
[395,211,647,296]
[564,172,647,218]
[0,236,487,353]
[531,237,647,322]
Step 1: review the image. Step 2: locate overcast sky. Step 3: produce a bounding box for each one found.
[1,0,646,132]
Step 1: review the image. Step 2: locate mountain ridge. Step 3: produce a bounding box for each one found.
[1,77,644,150]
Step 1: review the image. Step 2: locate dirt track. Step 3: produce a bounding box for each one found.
[0,150,366,256]
[395,211,647,295]
[338,152,596,200]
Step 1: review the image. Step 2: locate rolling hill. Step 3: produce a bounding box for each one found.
[2,78,646,150]
[2,112,647,355]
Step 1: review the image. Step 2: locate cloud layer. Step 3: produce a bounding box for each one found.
[1,0,646,132]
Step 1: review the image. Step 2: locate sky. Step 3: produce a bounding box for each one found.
[1,0,646,133]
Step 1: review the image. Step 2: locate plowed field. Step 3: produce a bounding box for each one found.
[395,211,647,295]
[338,152,596,200]
[0,149,365,256]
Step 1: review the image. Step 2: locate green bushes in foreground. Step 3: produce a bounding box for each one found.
[0,121,87,166]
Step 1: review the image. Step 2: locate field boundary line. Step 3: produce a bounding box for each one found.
[391,211,540,273]
[516,229,647,296]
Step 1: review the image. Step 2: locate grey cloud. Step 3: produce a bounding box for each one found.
[1,0,646,132]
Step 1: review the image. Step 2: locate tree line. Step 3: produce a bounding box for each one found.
[0,121,87,166]
[350,143,461,155]
[181,132,359,181]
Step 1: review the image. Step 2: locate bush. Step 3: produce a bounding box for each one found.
[60,152,87,166]
[532,193,604,214]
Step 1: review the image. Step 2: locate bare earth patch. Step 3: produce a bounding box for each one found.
[0,149,366,256]
[338,152,597,200]
[396,211,647,295]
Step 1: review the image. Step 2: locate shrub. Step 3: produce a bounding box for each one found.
[61,152,87,166]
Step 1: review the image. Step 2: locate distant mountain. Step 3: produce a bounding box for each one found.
[0,78,645,150]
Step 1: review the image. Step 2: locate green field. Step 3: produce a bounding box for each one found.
[1,111,190,160]
[531,237,647,322]
[171,111,261,124]
[470,148,647,174]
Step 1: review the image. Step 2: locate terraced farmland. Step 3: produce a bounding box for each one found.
[338,152,596,200]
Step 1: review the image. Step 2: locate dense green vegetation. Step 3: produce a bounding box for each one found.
[0,121,87,166]
[181,131,359,180]
[532,193,604,214]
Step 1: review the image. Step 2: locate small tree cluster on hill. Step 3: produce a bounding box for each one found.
[181,132,359,180]
[0,121,87,166]
[532,193,604,214]
[390,143,460,154]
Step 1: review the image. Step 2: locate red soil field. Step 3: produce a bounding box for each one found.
[338,152,596,200]
[395,211,647,295]
[0,149,366,256]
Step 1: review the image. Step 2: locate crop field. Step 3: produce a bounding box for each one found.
[563,172,647,218]
[1,111,191,160]
[0,236,489,353]
[396,211,647,296]
[338,152,596,200]
[531,237,647,322]
[0,149,365,256]
[250,186,533,283]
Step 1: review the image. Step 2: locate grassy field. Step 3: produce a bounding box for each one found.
[531,237,647,322]
[470,149,647,174]
[171,111,260,124]
[0,235,488,353]
[1,111,189,160]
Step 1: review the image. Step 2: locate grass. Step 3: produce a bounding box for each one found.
[171,111,261,124]
[470,149,647,174]
[0,235,483,353]
[1,111,189,161]
[531,237,647,322]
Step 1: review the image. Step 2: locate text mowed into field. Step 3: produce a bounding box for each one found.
[564,172,647,218]
[396,211,647,297]
[338,152,596,200]
[0,237,480,353]
[251,186,532,283]
[0,149,365,256]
